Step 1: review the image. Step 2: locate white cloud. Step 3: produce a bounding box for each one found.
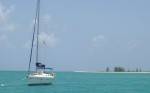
[24,32,59,49]
[0,2,16,31]
[30,14,52,30]
[32,14,52,24]
[0,34,14,48]
[39,32,59,47]
[37,14,68,33]
[92,35,106,47]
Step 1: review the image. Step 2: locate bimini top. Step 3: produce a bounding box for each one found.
[36,63,53,70]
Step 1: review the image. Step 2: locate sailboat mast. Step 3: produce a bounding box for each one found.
[36,0,40,72]
[28,0,40,73]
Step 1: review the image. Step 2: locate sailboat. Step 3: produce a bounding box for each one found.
[27,0,55,85]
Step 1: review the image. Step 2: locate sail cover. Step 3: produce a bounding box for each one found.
[36,63,53,70]
[36,63,45,69]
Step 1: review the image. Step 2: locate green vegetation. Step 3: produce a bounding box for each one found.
[114,67,125,72]
[106,67,109,72]
[105,67,142,72]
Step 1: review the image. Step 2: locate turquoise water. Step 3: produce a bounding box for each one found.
[0,71,150,93]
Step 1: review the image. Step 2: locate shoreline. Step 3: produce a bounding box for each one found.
[74,71,150,73]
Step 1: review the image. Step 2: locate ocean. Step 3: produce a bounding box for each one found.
[0,71,150,93]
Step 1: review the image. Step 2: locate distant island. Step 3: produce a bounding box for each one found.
[74,71,150,73]
[106,66,142,72]
[74,67,150,73]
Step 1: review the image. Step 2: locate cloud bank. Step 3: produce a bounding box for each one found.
[0,2,16,31]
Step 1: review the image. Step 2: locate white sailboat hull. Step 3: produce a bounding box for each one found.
[27,72,55,85]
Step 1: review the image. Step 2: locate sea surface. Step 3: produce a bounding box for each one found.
[0,71,150,93]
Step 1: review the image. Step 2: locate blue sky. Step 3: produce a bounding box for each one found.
[0,0,150,71]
